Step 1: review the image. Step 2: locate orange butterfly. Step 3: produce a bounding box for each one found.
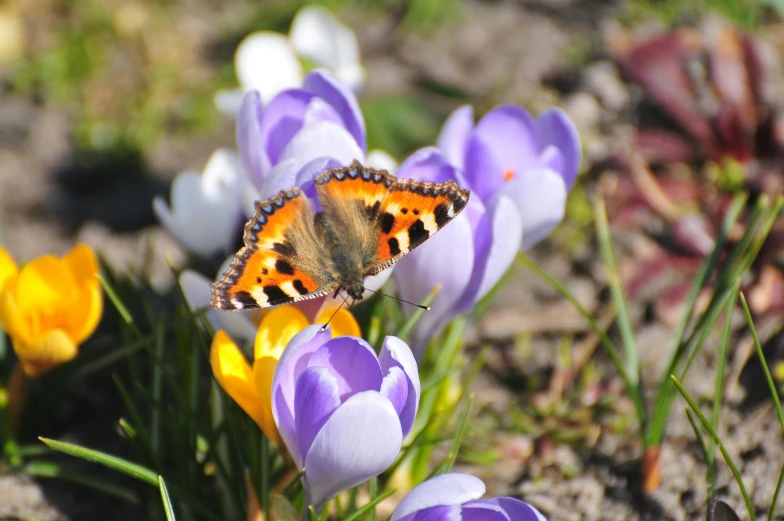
[210,161,470,310]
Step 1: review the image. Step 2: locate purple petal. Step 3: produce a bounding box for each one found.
[395,212,475,354]
[304,391,402,511]
[469,105,540,193]
[307,336,382,399]
[499,168,567,250]
[405,506,462,521]
[272,325,333,466]
[437,105,475,169]
[453,196,492,312]
[259,89,315,164]
[276,120,365,174]
[492,498,548,521]
[463,134,505,201]
[304,69,366,152]
[379,367,408,417]
[259,157,300,199]
[379,335,420,437]
[461,501,511,521]
[461,194,522,309]
[534,108,581,188]
[295,157,342,203]
[391,473,486,521]
[294,367,341,464]
[397,147,463,185]
[302,96,344,127]
[237,90,270,187]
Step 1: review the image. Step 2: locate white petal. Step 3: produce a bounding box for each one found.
[500,168,567,250]
[366,149,399,173]
[290,6,364,92]
[391,473,486,521]
[303,391,402,511]
[235,32,303,103]
[214,88,245,118]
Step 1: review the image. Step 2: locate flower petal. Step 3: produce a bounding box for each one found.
[307,336,382,399]
[499,168,567,250]
[391,473,486,521]
[237,90,271,187]
[402,505,462,521]
[461,501,511,521]
[276,120,365,175]
[463,134,505,200]
[14,255,72,317]
[366,149,398,173]
[254,305,310,361]
[303,69,366,152]
[0,291,30,346]
[379,336,420,437]
[62,244,99,285]
[313,308,361,338]
[303,391,402,511]
[395,211,475,353]
[492,498,548,521]
[235,32,303,103]
[294,366,341,462]
[16,329,79,377]
[211,331,269,435]
[0,247,18,293]
[397,147,463,185]
[534,108,581,188]
[437,105,474,169]
[471,105,539,185]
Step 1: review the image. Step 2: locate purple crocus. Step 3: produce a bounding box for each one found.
[393,105,580,349]
[236,68,366,206]
[438,104,580,248]
[272,326,420,511]
[391,473,546,521]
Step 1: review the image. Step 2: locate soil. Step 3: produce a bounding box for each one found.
[1,0,784,520]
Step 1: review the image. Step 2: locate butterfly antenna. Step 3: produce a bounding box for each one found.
[364,288,430,310]
[320,293,350,331]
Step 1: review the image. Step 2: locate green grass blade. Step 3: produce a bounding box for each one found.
[39,437,159,485]
[594,195,639,383]
[684,408,709,466]
[671,376,756,521]
[24,460,140,503]
[158,475,177,521]
[769,464,784,521]
[342,488,397,521]
[432,394,473,476]
[708,294,735,498]
[98,275,135,326]
[517,253,646,431]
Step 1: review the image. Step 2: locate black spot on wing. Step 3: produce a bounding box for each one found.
[272,241,296,257]
[233,291,257,309]
[452,196,467,213]
[256,277,262,283]
[434,203,451,228]
[413,209,420,215]
[388,237,401,256]
[381,212,395,234]
[408,219,429,247]
[263,285,290,304]
[275,259,295,275]
[293,279,309,295]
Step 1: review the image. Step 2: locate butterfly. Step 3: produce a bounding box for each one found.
[210,160,470,311]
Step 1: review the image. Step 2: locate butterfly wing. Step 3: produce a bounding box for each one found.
[314,161,470,278]
[210,188,337,310]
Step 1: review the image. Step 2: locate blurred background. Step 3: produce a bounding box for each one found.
[2,0,784,519]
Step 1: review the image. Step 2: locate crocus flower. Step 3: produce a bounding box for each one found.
[215,5,365,117]
[153,148,248,258]
[0,245,102,377]
[391,473,546,521]
[272,327,419,511]
[210,305,359,448]
[438,104,580,249]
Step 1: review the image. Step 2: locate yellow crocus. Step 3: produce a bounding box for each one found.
[0,245,103,377]
[210,304,360,447]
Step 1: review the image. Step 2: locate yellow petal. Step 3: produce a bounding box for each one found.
[62,244,99,284]
[210,330,267,431]
[254,305,309,361]
[0,291,32,346]
[0,247,18,294]
[68,281,103,345]
[14,255,74,317]
[15,329,78,377]
[314,308,360,338]
[252,356,282,447]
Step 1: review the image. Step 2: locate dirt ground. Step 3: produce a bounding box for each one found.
[1,0,783,520]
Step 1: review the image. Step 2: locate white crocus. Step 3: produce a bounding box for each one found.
[214,4,365,118]
[366,149,399,173]
[153,149,245,257]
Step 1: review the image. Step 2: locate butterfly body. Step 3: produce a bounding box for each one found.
[210,161,469,311]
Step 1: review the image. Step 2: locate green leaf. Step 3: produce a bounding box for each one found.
[158,475,177,521]
[342,488,397,521]
[273,494,300,521]
[24,460,140,504]
[39,437,159,485]
[432,394,473,475]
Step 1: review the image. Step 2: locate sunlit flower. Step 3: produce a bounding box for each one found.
[210,305,360,447]
[0,245,103,377]
[153,148,248,258]
[215,5,365,117]
[272,327,419,511]
[391,473,547,521]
